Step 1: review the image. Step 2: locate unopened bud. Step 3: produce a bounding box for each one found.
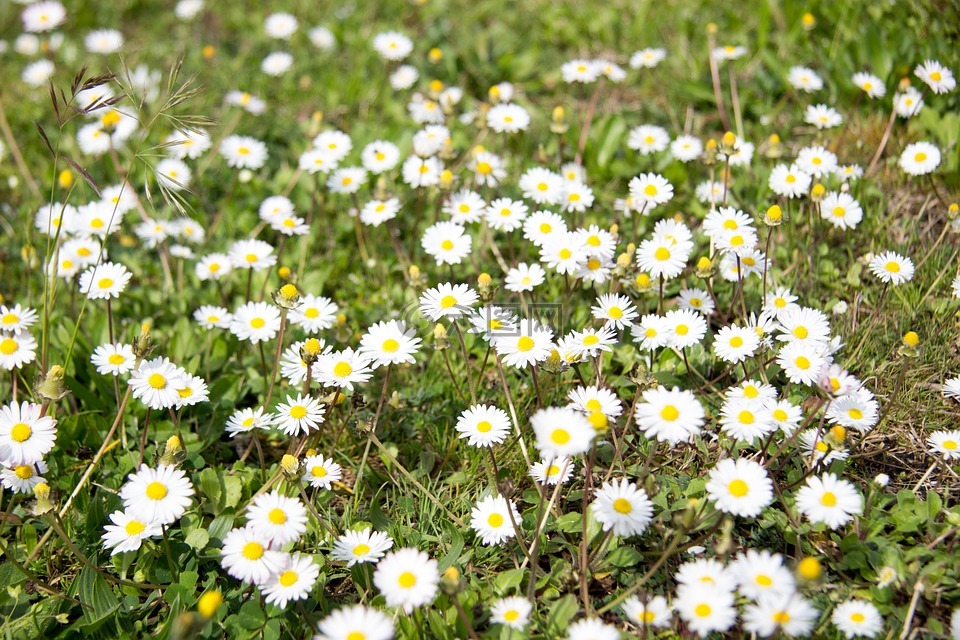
[902,331,919,347]
[34,482,55,515]
[428,47,442,63]
[478,273,491,286]
[58,169,73,189]
[36,364,70,402]
[280,454,300,477]
[278,266,292,280]
[197,590,222,618]
[801,12,816,29]
[811,183,826,200]
[797,556,822,581]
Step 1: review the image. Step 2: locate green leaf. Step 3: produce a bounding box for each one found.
[545,594,579,633]
[75,565,121,628]
[238,599,265,630]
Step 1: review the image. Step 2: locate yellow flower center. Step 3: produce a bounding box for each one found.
[738,410,754,424]
[268,508,287,524]
[851,613,865,623]
[0,339,18,355]
[504,610,519,621]
[382,338,400,353]
[145,481,168,500]
[942,440,957,450]
[551,429,570,445]
[488,513,504,527]
[654,247,671,261]
[517,336,535,351]
[476,162,492,175]
[125,520,146,535]
[346,633,366,640]
[242,541,264,560]
[98,278,114,289]
[333,362,353,377]
[441,239,455,251]
[613,498,632,514]
[608,307,623,320]
[250,318,266,329]
[14,465,34,479]
[728,479,749,497]
[773,611,791,624]
[476,421,492,433]
[290,405,307,419]
[885,261,900,273]
[440,295,457,308]
[795,356,811,370]
[398,572,417,588]
[11,423,32,443]
[832,206,846,218]
[675,324,689,336]
[539,223,552,233]
[756,574,773,587]
[237,147,250,156]
[644,184,658,196]
[583,335,599,346]
[773,409,788,422]
[148,373,167,389]
[730,336,743,348]
[353,543,370,555]
[279,570,298,587]
[559,248,572,260]
[821,491,837,507]
[660,405,679,421]
[177,387,193,398]
[785,175,796,184]
[695,603,712,617]
[848,408,863,420]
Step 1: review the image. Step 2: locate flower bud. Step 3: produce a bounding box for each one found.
[433,323,450,350]
[280,454,300,478]
[873,473,890,488]
[428,47,442,63]
[197,590,222,618]
[34,482,55,516]
[797,556,822,581]
[58,169,74,189]
[902,331,919,347]
[811,183,826,201]
[273,283,301,309]
[202,44,216,60]
[720,131,737,155]
[278,266,292,281]
[764,204,783,226]
[36,364,70,402]
[801,12,816,29]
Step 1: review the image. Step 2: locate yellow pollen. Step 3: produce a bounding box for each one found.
[504,610,519,622]
[773,611,791,624]
[583,335,599,346]
[832,206,846,218]
[546,464,560,476]
[268,508,287,524]
[785,175,796,184]
[654,247,671,261]
[382,339,400,353]
[90,218,105,229]
[675,324,689,336]
[730,336,744,348]
[245,253,258,263]
[98,278,114,289]
[305,308,320,319]
[237,147,250,155]
[723,219,738,230]
[177,387,193,398]
[608,307,623,320]
[352,543,370,556]
[207,315,220,324]
[333,362,353,377]
[517,336,535,351]
[795,356,811,370]
[398,572,417,588]
[728,479,749,497]
[568,193,581,202]
[242,541,264,560]
[476,420,492,433]
[11,423,32,443]
[145,481,168,500]
[290,405,307,419]
[744,386,759,398]
[0,339,18,355]
[250,318,266,329]
[613,498,632,514]
[279,570,298,587]
[476,162,492,174]
[125,520,146,535]
[821,491,837,507]
[311,465,327,477]
[738,410,754,424]
[488,513,504,527]
[942,440,957,450]
[851,612,865,623]
[773,409,788,421]
[441,239,455,251]
[148,373,167,389]
[551,429,570,445]
[209,263,221,272]
[885,261,900,273]
[756,574,773,587]
[559,248,572,260]
[848,408,863,420]
[794,327,809,339]
[660,405,679,421]
[695,603,712,617]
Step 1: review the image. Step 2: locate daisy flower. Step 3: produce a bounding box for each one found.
[228,239,276,272]
[776,306,831,346]
[373,548,440,613]
[565,619,620,639]
[831,599,884,639]
[121,464,194,526]
[629,172,674,207]
[591,478,654,537]
[675,583,738,637]
[664,309,708,350]
[796,145,838,178]
[0,333,37,371]
[787,65,823,92]
[225,407,269,437]
[631,314,669,352]
[561,59,602,83]
[769,164,812,199]
[455,404,511,448]
[568,385,622,419]
[331,529,393,567]
[470,495,521,545]
[101,509,163,555]
[675,558,737,591]
[592,293,638,329]
[485,198,528,232]
[627,125,670,154]
[719,398,775,442]
[155,158,191,191]
[193,305,232,330]
[852,71,886,98]
[0,401,56,467]
[868,251,914,285]
[577,225,616,260]
[486,103,530,133]
[247,491,308,545]
[531,406,595,458]
[359,320,421,368]
[360,198,401,226]
[671,135,703,162]
[195,253,232,281]
[22,1,67,32]
[894,88,924,118]
[467,306,518,342]
[634,386,705,445]
[494,321,554,369]
[361,141,401,174]
[313,348,373,390]
[915,60,956,94]
[372,31,413,60]
[530,457,574,485]
[165,128,211,160]
[636,236,689,280]
[743,593,818,637]
[469,150,505,187]
[560,181,594,213]
[419,283,478,321]
[776,341,827,386]
[630,48,666,68]
[505,262,546,293]
[769,399,803,434]
[490,596,532,630]
[713,324,760,363]
[821,192,863,230]
[706,458,774,517]
[731,549,796,599]
[272,393,325,436]
[927,430,960,460]
[1,460,48,494]
[264,12,298,38]
[540,232,586,275]
[315,605,394,640]
[421,221,472,265]
[289,294,338,334]
[0,304,38,335]
[78,262,132,299]
[221,135,268,169]
[623,595,672,629]
[799,428,848,465]
[174,373,209,408]
[826,393,879,432]
[220,526,287,585]
[899,141,941,176]
[804,104,842,129]
[328,167,367,194]
[303,453,342,489]
[519,168,563,205]
[796,473,863,529]
[129,358,186,410]
[230,301,282,344]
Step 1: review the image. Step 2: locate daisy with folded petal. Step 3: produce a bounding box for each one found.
[592,293,638,330]
[490,596,532,630]
[261,552,320,608]
[796,473,863,529]
[225,407,269,437]
[303,453,342,489]
[627,125,670,154]
[470,495,521,546]
[743,593,818,637]
[495,321,554,369]
[230,302,282,343]
[195,253,232,281]
[769,164,811,198]
[540,232,586,275]
[675,583,738,637]
[799,428,848,465]
[419,283,478,321]
[868,251,914,285]
[821,191,863,230]
[530,456,574,485]
[915,60,956,94]
[221,135,268,169]
[272,393,325,436]
[228,239,276,272]
[374,548,439,613]
[315,605,394,640]
[623,595,672,629]
[247,490,308,545]
[831,599,883,639]
[220,526,287,585]
[121,464,194,525]
[421,221,472,265]
[1,460,48,494]
[634,386,704,445]
[928,430,960,460]
[769,399,803,434]
[899,141,941,176]
[78,262,132,300]
[826,392,878,432]
[677,289,715,316]
[777,341,827,386]
[519,168,563,205]
[468,150,505,187]
[561,59,602,83]
[455,404,511,448]
[101,509,163,555]
[592,478,654,537]
[713,324,760,363]
[312,348,373,390]
[129,358,186,410]
[174,374,209,407]
[731,549,796,599]
[0,332,37,371]
[0,400,57,467]
[531,406,595,458]
[787,65,823,92]
[629,172,674,208]
[0,304,38,336]
[505,263,546,293]
[706,458,774,517]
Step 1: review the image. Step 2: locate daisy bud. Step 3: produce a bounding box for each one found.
[478,273,491,287]
[428,47,442,63]
[440,566,462,595]
[720,131,737,154]
[238,169,253,183]
[897,76,911,92]
[704,138,718,165]
[948,203,959,219]
[811,183,826,200]
[634,272,653,292]
[197,590,223,618]
[160,435,185,467]
[433,323,450,350]
[133,323,154,359]
[36,364,70,402]
[902,331,919,347]
[695,256,714,278]
[21,244,38,268]
[58,169,73,189]
[765,134,784,159]
[278,266,292,281]
[833,300,848,315]
[764,204,783,226]
[801,12,816,29]
[429,79,444,96]
[439,169,454,189]
[616,253,632,269]
[626,242,636,254]
[706,22,718,35]
[829,425,847,444]
[33,482,55,515]
[101,109,122,133]
[280,454,301,478]
[542,349,566,374]
[873,473,890,488]
[550,106,568,134]
[336,314,347,326]
[301,338,323,365]
[273,283,301,309]
[488,84,501,103]
[628,363,658,389]
[202,45,215,60]
[797,556,822,581]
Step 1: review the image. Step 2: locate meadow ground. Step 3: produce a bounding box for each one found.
[0,0,959,638]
